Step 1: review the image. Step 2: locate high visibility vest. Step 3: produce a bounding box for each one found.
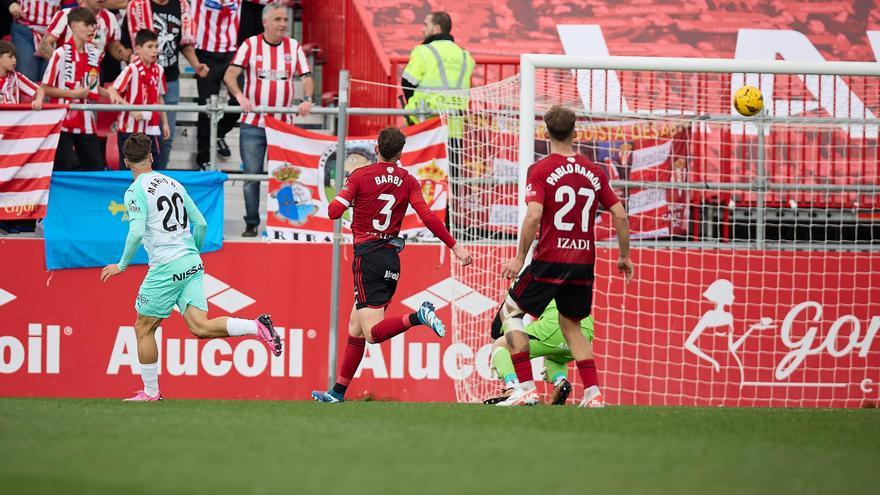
[403,40,474,138]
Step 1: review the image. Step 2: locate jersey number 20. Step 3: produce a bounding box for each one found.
[157,193,188,232]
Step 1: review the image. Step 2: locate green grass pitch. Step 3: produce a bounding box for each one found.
[1,398,877,494]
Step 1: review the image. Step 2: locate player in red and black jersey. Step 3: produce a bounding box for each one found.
[496,106,634,408]
[312,126,472,403]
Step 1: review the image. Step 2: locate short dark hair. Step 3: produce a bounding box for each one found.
[134,29,158,47]
[0,40,16,58]
[67,7,97,27]
[430,12,452,35]
[377,126,406,161]
[123,133,153,164]
[544,105,576,142]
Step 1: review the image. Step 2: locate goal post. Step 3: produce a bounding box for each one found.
[439,54,880,407]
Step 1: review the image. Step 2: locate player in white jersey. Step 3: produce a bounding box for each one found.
[100,133,282,401]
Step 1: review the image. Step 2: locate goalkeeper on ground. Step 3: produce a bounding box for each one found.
[485,300,594,405]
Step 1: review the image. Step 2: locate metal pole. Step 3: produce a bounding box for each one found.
[209,95,219,171]
[518,56,536,226]
[755,113,767,249]
[327,70,349,391]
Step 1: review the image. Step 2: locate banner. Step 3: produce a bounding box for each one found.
[264,116,449,242]
[1,239,878,408]
[460,119,691,239]
[0,104,66,220]
[43,171,226,270]
[566,120,691,240]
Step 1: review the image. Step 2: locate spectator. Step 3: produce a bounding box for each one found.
[39,0,132,66]
[107,29,170,165]
[191,0,294,169]
[223,2,312,237]
[5,0,62,82]
[41,7,124,170]
[123,0,209,168]
[0,39,45,108]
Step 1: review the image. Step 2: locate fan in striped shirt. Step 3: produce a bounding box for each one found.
[222,2,313,237]
[107,30,171,164]
[0,40,45,108]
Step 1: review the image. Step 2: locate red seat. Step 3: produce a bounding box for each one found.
[105,132,120,170]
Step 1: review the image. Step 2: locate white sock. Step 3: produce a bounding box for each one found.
[520,380,536,391]
[226,317,258,336]
[139,362,159,396]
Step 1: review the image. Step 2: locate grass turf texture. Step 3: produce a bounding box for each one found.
[1,398,877,495]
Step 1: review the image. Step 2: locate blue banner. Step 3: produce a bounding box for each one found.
[44,171,227,270]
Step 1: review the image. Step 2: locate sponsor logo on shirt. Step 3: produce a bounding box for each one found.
[257,69,289,81]
[204,0,237,12]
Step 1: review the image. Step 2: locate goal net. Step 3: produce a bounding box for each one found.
[440,56,880,408]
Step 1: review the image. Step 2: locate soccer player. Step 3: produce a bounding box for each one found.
[484,300,594,406]
[311,126,473,403]
[497,105,634,408]
[100,133,282,401]
[107,29,171,161]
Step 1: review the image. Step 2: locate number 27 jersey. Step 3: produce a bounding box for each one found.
[526,153,620,265]
[125,171,200,266]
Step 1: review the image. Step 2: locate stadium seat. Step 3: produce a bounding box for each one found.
[105,133,120,170]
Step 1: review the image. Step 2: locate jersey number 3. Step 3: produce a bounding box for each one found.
[553,186,595,232]
[157,193,188,232]
[373,193,395,231]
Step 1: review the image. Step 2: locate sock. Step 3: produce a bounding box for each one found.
[576,359,599,389]
[552,374,567,386]
[226,317,257,336]
[370,314,417,343]
[332,335,366,395]
[139,361,159,396]
[511,351,534,388]
[491,347,518,386]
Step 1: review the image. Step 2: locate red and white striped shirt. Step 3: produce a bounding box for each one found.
[231,35,310,127]
[15,0,61,30]
[42,41,102,134]
[0,71,40,104]
[112,58,167,135]
[46,7,119,62]
[191,0,269,53]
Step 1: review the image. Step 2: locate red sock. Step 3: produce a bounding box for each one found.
[370,314,416,343]
[511,351,533,383]
[333,336,366,393]
[576,359,599,389]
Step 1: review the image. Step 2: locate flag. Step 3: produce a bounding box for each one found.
[264,116,449,242]
[43,171,227,270]
[0,104,66,220]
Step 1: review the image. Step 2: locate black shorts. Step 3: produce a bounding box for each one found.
[508,262,594,320]
[353,247,400,309]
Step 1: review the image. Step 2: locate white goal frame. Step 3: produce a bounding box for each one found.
[517,54,880,228]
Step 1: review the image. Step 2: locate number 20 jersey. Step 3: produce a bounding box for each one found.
[525,153,620,266]
[125,171,199,266]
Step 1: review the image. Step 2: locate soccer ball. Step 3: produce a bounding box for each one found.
[733,85,764,116]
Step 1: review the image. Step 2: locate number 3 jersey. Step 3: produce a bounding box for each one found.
[334,161,454,247]
[125,171,200,266]
[526,153,620,267]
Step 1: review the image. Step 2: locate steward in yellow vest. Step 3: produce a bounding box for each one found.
[402,12,474,139]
